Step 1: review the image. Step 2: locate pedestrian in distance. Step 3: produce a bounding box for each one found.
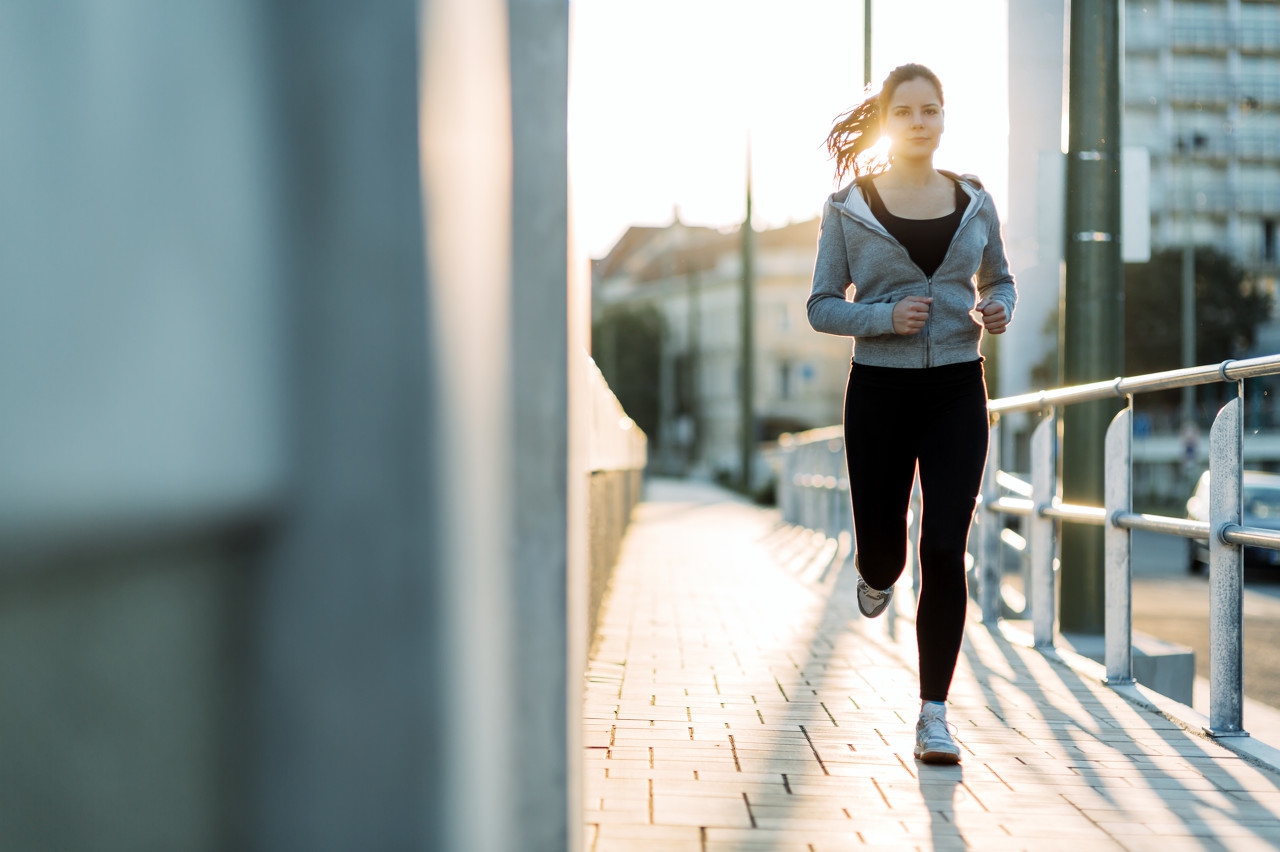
[807,63,1016,765]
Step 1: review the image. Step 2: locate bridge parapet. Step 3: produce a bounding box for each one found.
[585,357,647,651]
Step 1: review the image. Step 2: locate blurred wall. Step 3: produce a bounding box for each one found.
[0,1,573,850]
[1002,0,1068,466]
[1003,0,1066,404]
[0,2,280,848]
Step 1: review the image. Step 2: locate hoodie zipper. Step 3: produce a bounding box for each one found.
[841,185,983,369]
[924,274,933,367]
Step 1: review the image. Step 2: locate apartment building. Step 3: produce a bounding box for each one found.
[592,217,851,481]
[1126,0,1280,288]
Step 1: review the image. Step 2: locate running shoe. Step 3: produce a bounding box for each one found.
[855,575,893,618]
[914,704,962,764]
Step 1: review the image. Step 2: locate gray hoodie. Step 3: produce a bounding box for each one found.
[807,172,1017,368]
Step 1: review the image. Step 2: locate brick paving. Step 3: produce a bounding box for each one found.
[583,478,1280,851]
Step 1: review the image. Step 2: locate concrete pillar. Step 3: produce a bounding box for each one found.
[0,3,281,849]
[0,2,573,848]
[251,2,445,848]
[1002,0,1065,401]
[259,0,570,844]
[508,0,573,848]
[258,0,571,849]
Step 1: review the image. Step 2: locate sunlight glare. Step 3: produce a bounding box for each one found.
[570,0,1010,260]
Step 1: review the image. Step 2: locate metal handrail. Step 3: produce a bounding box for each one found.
[1114,513,1210,540]
[989,353,1280,414]
[995,471,1032,497]
[1223,525,1280,549]
[776,351,1280,741]
[1041,502,1107,525]
[991,497,1035,516]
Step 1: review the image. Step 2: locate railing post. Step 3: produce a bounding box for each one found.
[809,447,820,531]
[814,450,826,539]
[1209,394,1247,736]
[800,447,813,529]
[980,419,1002,623]
[828,440,841,541]
[1031,414,1057,648]
[779,444,792,523]
[838,470,853,543]
[1104,404,1134,684]
[788,440,798,521]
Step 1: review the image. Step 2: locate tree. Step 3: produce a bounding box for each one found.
[592,303,664,442]
[1125,246,1272,378]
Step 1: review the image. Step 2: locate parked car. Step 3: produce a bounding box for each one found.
[1186,469,1280,573]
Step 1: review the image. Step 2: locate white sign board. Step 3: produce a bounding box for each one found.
[1122,146,1152,263]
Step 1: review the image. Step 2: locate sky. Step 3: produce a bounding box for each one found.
[569,0,1010,261]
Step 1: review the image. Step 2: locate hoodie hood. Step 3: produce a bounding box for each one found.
[806,170,1018,369]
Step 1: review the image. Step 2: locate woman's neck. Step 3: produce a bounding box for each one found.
[882,158,938,188]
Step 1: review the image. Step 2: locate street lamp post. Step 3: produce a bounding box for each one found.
[864,0,872,88]
[1060,0,1125,635]
[740,147,755,493]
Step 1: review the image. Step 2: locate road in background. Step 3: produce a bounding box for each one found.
[1119,530,1280,709]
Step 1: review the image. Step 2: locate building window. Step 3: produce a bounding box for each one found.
[1265,219,1276,264]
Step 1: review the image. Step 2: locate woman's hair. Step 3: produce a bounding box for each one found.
[825,63,945,182]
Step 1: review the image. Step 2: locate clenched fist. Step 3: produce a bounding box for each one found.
[892,296,932,335]
[974,298,1008,334]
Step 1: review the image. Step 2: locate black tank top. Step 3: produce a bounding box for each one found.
[862,178,968,279]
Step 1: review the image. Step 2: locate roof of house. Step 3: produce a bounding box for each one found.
[593,217,821,286]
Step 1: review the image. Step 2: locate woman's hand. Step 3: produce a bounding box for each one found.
[975,298,1008,334]
[892,296,933,335]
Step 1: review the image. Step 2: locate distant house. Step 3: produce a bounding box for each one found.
[592,216,852,482]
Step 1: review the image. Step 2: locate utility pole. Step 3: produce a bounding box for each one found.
[1181,244,1197,426]
[1179,133,1199,433]
[740,145,756,493]
[1060,0,1124,634]
[687,269,701,468]
[864,0,872,87]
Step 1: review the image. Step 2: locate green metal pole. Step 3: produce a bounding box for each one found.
[1060,0,1124,635]
[864,0,872,87]
[1181,243,1196,427]
[740,147,755,493]
[688,270,701,464]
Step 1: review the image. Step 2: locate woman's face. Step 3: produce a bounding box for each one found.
[882,77,944,160]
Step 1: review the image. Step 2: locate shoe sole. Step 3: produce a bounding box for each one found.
[856,585,891,618]
[915,749,961,765]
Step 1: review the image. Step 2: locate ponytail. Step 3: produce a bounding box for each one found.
[825,93,883,182]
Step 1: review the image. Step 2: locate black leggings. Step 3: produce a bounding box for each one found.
[843,359,988,702]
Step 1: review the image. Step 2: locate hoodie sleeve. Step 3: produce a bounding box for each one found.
[806,196,897,338]
[976,196,1017,323]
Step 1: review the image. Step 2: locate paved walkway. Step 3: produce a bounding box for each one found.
[583,479,1280,851]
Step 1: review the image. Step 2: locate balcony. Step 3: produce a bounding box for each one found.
[1240,23,1280,53]
[1236,132,1280,161]
[1164,185,1280,215]
[1170,20,1233,52]
[1166,75,1280,107]
[1125,19,1280,54]
[1168,76,1234,103]
[1156,131,1280,163]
